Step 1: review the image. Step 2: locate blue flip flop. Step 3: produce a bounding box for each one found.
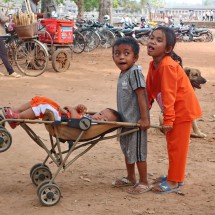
[153,175,184,186]
[153,181,180,194]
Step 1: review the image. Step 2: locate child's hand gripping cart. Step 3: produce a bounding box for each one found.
[0,109,161,206]
[38,18,74,72]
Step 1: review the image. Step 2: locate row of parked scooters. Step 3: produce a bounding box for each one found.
[109,20,214,43]
[169,20,213,42]
[73,16,213,53]
[100,18,214,43]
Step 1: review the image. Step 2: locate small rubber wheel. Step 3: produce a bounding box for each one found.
[0,128,12,153]
[31,166,52,186]
[30,163,49,177]
[37,179,51,197]
[38,182,61,206]
[0,114,6,127]
[52,49,71,72]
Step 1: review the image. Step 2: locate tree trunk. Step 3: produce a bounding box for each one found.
[98,0,112,23]
[73,0,85,21]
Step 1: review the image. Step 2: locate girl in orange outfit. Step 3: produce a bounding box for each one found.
[146,26,202,193]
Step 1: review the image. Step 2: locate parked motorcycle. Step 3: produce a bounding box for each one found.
[170,22,213,42]
[122,22,152,44]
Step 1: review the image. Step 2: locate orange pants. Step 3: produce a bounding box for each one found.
[166,121,192,182]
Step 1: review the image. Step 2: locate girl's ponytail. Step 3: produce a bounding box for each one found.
[170,51,183,68]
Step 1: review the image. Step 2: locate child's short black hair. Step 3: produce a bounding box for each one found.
[107,108,122,121]
[112,37,140,55]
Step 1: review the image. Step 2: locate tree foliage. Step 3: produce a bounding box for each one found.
[148,0,165,9]
[84,0,99,12]
[203,0,212,6]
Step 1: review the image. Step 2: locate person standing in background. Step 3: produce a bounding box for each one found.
[22,0,44,18]
[210,10,213,21]
[0,10,21,78]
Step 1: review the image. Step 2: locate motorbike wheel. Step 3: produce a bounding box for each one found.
[176,34,183,42]
[138,35,149,45]
[182,35,192,42]
[202,32,213,42]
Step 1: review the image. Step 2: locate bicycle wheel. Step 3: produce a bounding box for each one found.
[15,39,49,77]
[80,29,100,52]
[99,29,116,48]
[73,31,86,54]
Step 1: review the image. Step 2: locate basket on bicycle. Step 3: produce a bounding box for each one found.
[12,11,38,39]
[14,22,38,39]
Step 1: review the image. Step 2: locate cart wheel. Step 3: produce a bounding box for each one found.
[36,179,51,197]
[15,39,49,77]
[31,166,52,186]
[52,49,71,72]
[30,163,49,177]
[0,114,6,128]
[0,128,12,153]
[38,182,61,206]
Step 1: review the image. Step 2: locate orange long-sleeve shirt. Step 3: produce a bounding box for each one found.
[146,56,202,126]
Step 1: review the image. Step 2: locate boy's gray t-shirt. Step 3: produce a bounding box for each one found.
[117,64,146,122]
[117,64,148,163]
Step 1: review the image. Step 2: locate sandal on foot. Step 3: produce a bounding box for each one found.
[153,181,180,194]
[4,108,19,129]
[112,177,134,187]
[127,183,153,195]
[152,175,184,186]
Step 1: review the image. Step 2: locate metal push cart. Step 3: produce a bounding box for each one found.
[0,108,161,206]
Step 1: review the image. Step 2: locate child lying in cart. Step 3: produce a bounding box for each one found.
[4,96,121,129]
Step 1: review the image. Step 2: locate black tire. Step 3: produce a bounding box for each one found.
[0,114,6,128]
[0,128,12,153]
[52,49,71,72]
[99,29,115,48]
[38,182,61,206]
[31,166,52,186]
[15,39,49,77]
[202,32,213,42]
[30,163,49,177]
[80,29,100,52]
[113,31,124,39]
[73,31,86,54]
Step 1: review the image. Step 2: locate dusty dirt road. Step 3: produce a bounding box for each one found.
[0,42,214,215]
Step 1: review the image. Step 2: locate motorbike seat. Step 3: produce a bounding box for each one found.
[193,29,207,33]
[110,27,122,32]
[135,28,151,34]
[122,28,134,34]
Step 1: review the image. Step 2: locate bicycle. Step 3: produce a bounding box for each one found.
[73,30,86,54]
[75,22,101,52]
[0,29,49,77]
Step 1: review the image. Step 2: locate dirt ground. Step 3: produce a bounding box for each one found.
[0,41,214,215]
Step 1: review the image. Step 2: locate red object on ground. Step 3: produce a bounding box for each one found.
[39,18,74,44]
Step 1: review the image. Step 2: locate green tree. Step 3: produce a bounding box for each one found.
[84,0,99,12]
[203,0,212,6]
[118,0,141,13]
[112,0,119,8]
[148,0,165,9]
